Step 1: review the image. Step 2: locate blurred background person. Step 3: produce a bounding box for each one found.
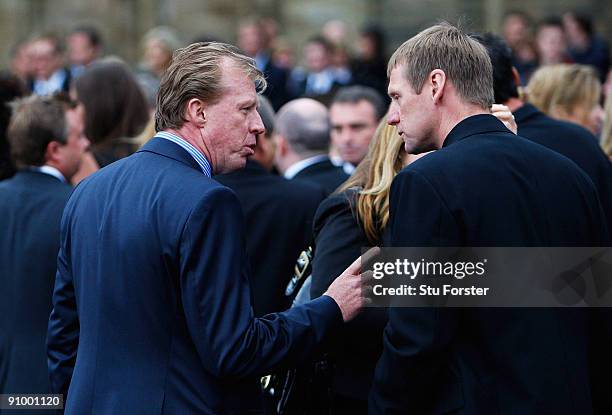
[0,94,88,399]
[527,64,605,135]
[288,36,347,104]
[329,86,386,173]
[481,32,612,241]
[136,26,182,108]
[601,93,612,159]
[67,25,103,79]
[272,36,296,70]
[502,10,537,84]
[310,121,421,413]
[536,17,572,66]
[351,25,389,100]
[237,18,289,110]
[9,39,34,86]
[563,11,610,80]
[215,96,325,316]
[274,98,348,194]
[71,57,149,183]
[0,71,26,181]
[28,33,71,96]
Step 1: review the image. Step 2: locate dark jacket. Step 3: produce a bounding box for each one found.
[46,137,343,414]
[310,189,388,404]
[292,158,349,196]
[0,171,71,400]
[369,115,611,414]
[215,159,326,316]
[515,103,612,232]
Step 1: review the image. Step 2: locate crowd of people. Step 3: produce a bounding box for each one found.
[0,9,612,415]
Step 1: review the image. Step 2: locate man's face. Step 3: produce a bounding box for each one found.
[304,42,329,73]
[387,65,437,154]
[57,107,90,180]
[202,62,265,174]
[237,25,263,57]
[536,26,566,63]
[31,39,62,80]
[330,100,379,165]
[68,33,97,66]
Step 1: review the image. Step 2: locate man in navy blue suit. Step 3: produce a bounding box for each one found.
[369,23,610,414]
[47,42,371,414]
[1,94,88,406]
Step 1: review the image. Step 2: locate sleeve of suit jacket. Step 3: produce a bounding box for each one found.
[47,211,80,396]
[369,170,460,413]
[180,186,342,379]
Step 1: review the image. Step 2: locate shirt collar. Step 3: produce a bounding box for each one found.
[284,154,329,179]
[155,131,212,177]
[33,69,67,96]
[29,165,67,183]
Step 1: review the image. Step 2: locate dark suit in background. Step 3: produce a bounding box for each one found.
[0,171,71,400]
[215,159,326,316]
[310,190,387,413]
[292,157,349,195]
[515,103,612,231]
[47,138,342,414]
[370,115,610,414]
[260,58,290,111]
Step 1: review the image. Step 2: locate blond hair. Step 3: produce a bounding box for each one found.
[527,64,601,123]
[601,93,612,159]
[339,120,405,244]
[155,42,266,131]
[388,22,494,109]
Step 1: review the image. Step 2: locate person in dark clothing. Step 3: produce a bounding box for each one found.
[215,96,326,316]
[274,98,349,194]
[0,71,26,180]
[310,121,420,413]
[370,23,610,414]
[479,32,612,235]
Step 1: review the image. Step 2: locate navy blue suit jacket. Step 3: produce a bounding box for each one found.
[292,158,349,196]
[0,171,71,403]
[369,115,610,414]
[46,137,342,414]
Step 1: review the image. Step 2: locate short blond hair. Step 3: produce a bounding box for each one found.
[388,22,494,109]
[527,64,601,121]
[155,42,266,131]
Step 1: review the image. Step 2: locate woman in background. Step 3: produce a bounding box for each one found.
[310,121,419,413]
[527,64,604,136]
[71,57,149,182]
[600,93,612,159]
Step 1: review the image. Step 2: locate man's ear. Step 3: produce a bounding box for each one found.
[511,67,521,89]
[185,98,207,127]
[44,140,62,165]
[274,133,287,156]
[430,69,446,104]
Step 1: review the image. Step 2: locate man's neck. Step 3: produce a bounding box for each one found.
[438,104,489,147]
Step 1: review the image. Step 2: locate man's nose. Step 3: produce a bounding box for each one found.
[251,112,265,135]
[387,110,400,125]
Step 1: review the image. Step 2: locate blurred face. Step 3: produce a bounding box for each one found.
[330,100,379,165]
[387,65,437,154]
[503,15,528,48]
[304,42,329,72]
[31,39,62,80]
[237,24,263,57]
[11,42,34,79]
[202,62,265,174]
[68,32,98,66]
[573,102,605,136]
[57,108,90,180]
[536,26,566,64]
[144,39,172,75]
[358,35,377,60]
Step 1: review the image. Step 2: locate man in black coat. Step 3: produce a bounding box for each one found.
[273,98,349,195]
[216,96,326,316]
[369,23,611,414]
[0,95,88,401]
[479,33,612,232]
